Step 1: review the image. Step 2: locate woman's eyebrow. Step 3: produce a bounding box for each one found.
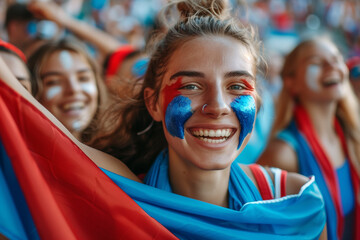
[224,70,254,80]
[170,71,205,80]
[40,71,63,79]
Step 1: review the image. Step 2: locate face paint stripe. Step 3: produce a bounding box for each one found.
[165,95,193,139]
[162,77,182,114]
[81,82,97,94]
[59,51,73,70]
[46,86,62,100]
[306,64,321,92]
[230,95,256,149]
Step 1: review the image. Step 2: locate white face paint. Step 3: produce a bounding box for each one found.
[81,82,97,94]
[306,64,321,92]
[45,86,62,100]
[59,51,73,70]
[72,120,83,131]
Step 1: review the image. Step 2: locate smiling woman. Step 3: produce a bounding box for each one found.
[88,0,326,238]
[27,38,108,142]
[257,37,360,240]
[0,0,327,239]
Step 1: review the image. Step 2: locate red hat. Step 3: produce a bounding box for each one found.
[105,45,136,78]
[0,39,27,62]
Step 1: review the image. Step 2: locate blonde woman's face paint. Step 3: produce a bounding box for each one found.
[80,82,97,95]
[39,50,99,139]
[306,64,321,92]
[45,86,62,100]
[59,50,73,70]
[296,40,348,102]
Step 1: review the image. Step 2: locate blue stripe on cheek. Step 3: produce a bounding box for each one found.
[230,95,256,149]
[165,96,193,139]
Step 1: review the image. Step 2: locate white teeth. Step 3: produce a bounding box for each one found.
[191,128,232,137]
[199,137,227,143]
[63,102,85,111]
[209,130,215,137]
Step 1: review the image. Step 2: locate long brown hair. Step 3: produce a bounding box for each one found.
[89,0,266,175]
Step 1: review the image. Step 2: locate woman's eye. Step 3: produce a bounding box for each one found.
[229,84,243,90]
[43,78,60,86]
[180,84,199,90]
[79,76,91,82]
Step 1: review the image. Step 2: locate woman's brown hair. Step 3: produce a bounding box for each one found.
[89,0,266,175]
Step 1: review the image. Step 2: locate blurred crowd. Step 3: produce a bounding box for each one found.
[1,1,360,239]
[1,0,359,96]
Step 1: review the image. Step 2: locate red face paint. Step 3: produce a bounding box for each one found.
[162,77,182,115]
[239,79,256,100]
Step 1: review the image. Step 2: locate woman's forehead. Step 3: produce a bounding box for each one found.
[164,36,256,79]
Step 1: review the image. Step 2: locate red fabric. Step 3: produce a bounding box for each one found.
[249,164,273,200]
[105,45,136,78]
[0,39,27,62]
[295,105,360,239]
[0,81,177,239]
[346,56,360,70]
[280,171,287,198]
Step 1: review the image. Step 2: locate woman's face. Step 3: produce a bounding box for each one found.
[38,50,99,136]
[0,52,32,93]
[147,36,257,171]
[291,40,348,103]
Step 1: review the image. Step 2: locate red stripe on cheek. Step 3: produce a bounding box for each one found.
[162,77,182,114]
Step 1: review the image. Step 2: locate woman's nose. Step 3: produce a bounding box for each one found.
[65,77,82,94]
[201,88,231,118]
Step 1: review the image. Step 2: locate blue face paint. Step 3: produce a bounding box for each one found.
[230,95,256,149]
[165,95,193,139]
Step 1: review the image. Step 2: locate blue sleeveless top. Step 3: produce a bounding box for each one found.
[337,161,355,215]
[278,121,356,240]
[337,161,355,240]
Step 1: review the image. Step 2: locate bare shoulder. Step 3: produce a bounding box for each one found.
[257,138,299,173]
[285,172,310,195]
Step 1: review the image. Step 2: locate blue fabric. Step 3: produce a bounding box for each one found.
[102,149,326,240]
[277,120,341,240]
[336,161,355,215]
[0,140,39,240]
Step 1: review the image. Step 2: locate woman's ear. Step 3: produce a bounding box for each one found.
[144,87,162,121]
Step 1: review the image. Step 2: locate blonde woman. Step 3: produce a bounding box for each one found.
[258,37,360,240]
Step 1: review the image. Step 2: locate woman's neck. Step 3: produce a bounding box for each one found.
[301,101,337,138]
[168,151,230,208]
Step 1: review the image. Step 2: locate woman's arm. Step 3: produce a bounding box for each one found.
[0,55,140,182]
[27,1,123,56]
[257,139,299,173]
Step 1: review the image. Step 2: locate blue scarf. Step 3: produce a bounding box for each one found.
[102,149,326,240]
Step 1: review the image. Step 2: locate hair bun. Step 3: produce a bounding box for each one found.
[177,0,229,19]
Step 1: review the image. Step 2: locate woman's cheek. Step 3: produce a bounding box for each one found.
[164,96,193,139]
[45,86,62,101]
[230,95,256,149]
